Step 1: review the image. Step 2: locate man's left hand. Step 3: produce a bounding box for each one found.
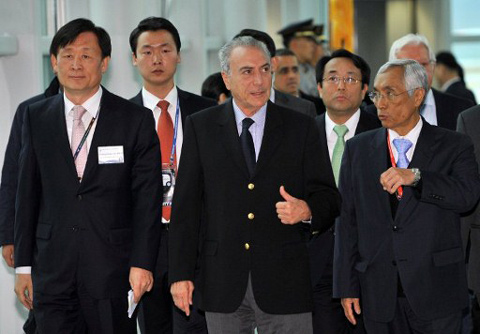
[275,186,311,224]
[129,267,154,304]
[380,167,416,194]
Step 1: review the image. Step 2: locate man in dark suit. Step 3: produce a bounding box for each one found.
[457,105,480,333]
[129,17,215,334]
[235,28,317,118]
[0,76,60,334]
[435,51,477,104]
[334,59,480,334]
[14,18,162,334]
[312,49,380,334]
[273,48,325,115]
[169,36,340,334]
[366,34,474,131]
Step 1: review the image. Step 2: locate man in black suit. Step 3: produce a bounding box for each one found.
[235,28,317,118]
[273,48,325,115]
[169,36,340,334]
[129,17,215,334]
[366,34,474,130]
[14,18,162,334]
[435,51,477,104]
[312,49,380,334]
[334,59,480,334]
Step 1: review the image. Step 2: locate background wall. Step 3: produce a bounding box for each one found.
[0,0,468,332]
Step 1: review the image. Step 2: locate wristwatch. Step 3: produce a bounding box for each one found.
[411,168,421,187]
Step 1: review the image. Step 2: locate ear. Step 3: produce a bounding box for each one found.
[271,56,278,72]
[317,83,323,99]
[50,54,58,74]
[361,83,368,99]
[177,51,181,64]
[100,56,110,74]
[221,71,231,91]
[413,88,426,108]
[132,52,138,66]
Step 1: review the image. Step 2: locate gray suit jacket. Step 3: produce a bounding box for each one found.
[274,89,316,118]
[457,105,480,294]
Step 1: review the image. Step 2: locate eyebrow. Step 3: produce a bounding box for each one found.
[140,42,171,49]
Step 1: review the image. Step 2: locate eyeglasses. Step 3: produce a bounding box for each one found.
[322,75,360,85]
[368,88,419,103]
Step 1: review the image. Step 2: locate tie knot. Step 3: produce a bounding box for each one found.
[72,105,87,120]
[157,100,170,113]
[393,138,413,154]
[333,124,349,138]
[242,118,254,130]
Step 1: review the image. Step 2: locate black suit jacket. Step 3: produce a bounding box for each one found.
[446,81,477,104]
[274,89,317,118]
[15,88,162,300]
[365,88,474,130]
[168,100,340,314]
[334,121,480,322]
[130,88,216,129]
[300,90,326,115]
[0,78,60,246]
[310,111,381,286]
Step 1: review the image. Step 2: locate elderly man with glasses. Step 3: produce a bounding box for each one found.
[334,58,480,334]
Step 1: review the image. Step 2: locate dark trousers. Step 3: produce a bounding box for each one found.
[138,229,208,334]
[364,297,462,334]
[33,281,136,334]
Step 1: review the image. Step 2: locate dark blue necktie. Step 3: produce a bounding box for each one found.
[240,118,256,176]
[393,138,412,168]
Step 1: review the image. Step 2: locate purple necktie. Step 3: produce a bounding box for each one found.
[393,138,412,168]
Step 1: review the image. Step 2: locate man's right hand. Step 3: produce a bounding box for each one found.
[341,297,361,325]
[2,244,14,267]
[15,273,33,310]
[171,280,194,316]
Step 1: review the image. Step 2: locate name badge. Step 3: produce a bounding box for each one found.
[98,146,124,164]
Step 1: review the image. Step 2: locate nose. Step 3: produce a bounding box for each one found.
[152,50,162,64]
[337,78,346,90]
[71,55,82,70]
[375,94,388,109]
[253,71,263,86]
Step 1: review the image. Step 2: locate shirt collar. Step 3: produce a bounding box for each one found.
[441,77,461,92]
[232,99,267,128]
[388,117,423,146]
[64,86,102,118]
[270,87,276,103]
[424,89,435,106]
[142,86,178,111]
[325,108,361,137]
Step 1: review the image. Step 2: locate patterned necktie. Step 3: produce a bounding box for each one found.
[157,100,176,221]
[393,138,413,168]
[240,118,256,177]
[332,124,349,185]
[71,105,88,179]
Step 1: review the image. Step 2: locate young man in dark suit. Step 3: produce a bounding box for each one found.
[312,49,380,334]
[169,36,340,334]
[129,17,215,334]
[14,18,162,334]
[366,34,474,131]
[334,59,480,334]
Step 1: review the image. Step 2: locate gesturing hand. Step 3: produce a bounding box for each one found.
[275,186,311,224]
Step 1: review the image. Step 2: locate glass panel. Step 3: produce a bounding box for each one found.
[451,42,480,103]
[451,0,480,36]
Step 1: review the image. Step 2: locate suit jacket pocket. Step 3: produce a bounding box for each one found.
[433,247,463,267]
[354,260,369,273]
[203,240,218,256]
[109,228,132,244]
[36,223,52,240]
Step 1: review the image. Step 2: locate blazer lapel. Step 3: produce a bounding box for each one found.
[255,101,283,176]
[217,101,250,178]
[370,128,392,216]
[80,89,116,186]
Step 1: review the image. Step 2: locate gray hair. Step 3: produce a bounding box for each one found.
[377,59,428,102]
[219,36,271,75]
[389,33,436,63]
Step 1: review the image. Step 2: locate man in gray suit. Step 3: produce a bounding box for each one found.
[235,29,317,118]
[457,105,480,333]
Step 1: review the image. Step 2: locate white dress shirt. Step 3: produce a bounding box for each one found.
[421,89,438,126]
[388,117,423,164]
[325,109,361,162]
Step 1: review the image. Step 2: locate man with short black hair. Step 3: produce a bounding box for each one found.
[129,16,215,334]
[14,18,162,334]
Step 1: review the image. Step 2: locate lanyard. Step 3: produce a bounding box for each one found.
[386,132,403,200]
[73,105,100,161]
[168,98,180,166]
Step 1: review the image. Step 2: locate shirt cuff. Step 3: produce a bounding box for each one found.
[15,266,32,274]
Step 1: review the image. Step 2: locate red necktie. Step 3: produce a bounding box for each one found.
[157,100,176,221]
